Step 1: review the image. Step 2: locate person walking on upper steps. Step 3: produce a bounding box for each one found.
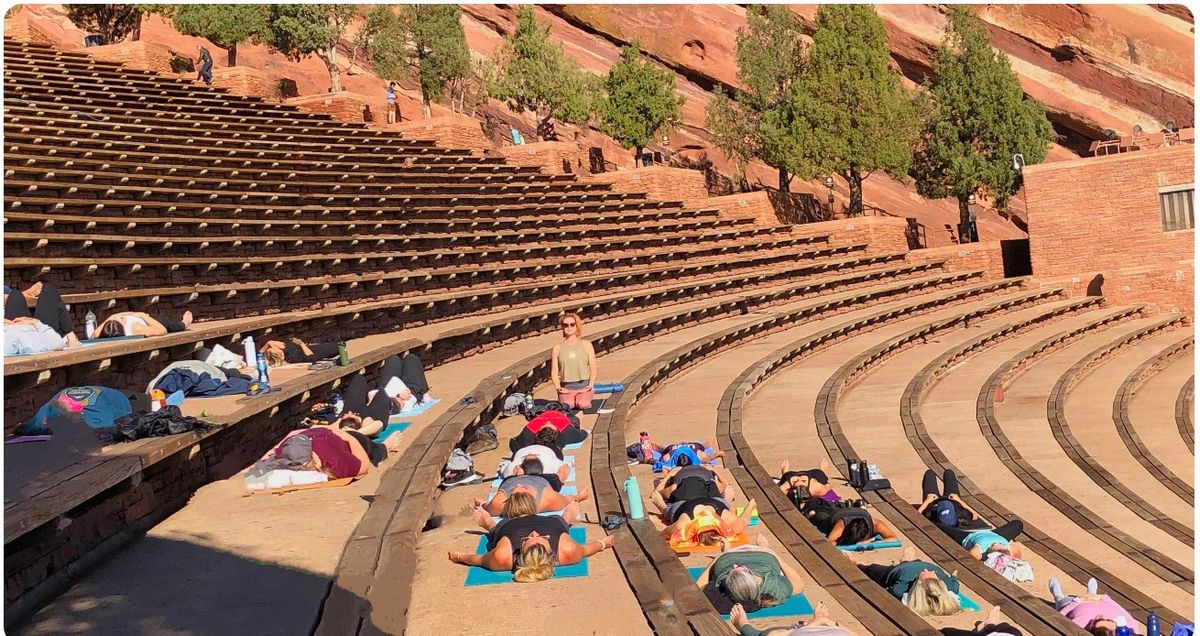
[196,45,213,86]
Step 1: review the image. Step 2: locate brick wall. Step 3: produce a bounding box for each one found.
[212,66,275,101]
[76,40,176,75]
[584,166,707,202]
[790,216,912,255]
[686,191,779,226]
[906,242,1006,280]
[497,141,590,176]
[286,92,375,124]
[395,116,491,152]
[4,13,58,47]
[1025,145,1194,313]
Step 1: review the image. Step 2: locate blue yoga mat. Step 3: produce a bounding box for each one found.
[687,567,814,617]
[957,592,981,611]
[464,526,589,586]
[371,421,410,440]
[564,441,585,450]
[395,397,439,417]
[837,538,903,552]
[492,509,565,523]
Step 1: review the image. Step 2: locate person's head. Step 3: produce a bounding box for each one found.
[388,81,396,89]
[721,565,764,607]
[513,541,554,583]
[986,542,1010,556]
[559,312,584,338]
[676,453,693,467]
[1087,621,1116,636]
[905,574,961,616]
[263,348,285,368]
[534,426,559,448]
[99,319,124,338]
[501,491,538,519]
[836,516,873,546]
[685,508,725,545]
[518,456,544,476]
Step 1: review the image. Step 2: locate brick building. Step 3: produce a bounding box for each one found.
[1024,144,1194,314]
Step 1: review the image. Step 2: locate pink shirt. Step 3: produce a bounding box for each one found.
[1060,595,1135,630]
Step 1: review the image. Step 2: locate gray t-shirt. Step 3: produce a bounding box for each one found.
[5,322,66,356]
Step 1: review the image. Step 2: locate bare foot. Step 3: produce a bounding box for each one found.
[473,506,492,528]
[729,604,749,629]
[448,551,470,564]
[65,332,82,348]
[755,533,770,548]
[23,281,42,304]
[820,456,831,474]
[181,310,194,328]
[562,500,581,524]
[813,600,831,622]
[779,459,790,476]
[573,487,590,503]
[981,604,1002,628]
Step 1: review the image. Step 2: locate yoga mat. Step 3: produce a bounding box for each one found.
[492,455,576,487]
[82,335,145,345]
[485,485,578,500]
[957,592,981,612]
[395,397,439,417]
[837,539,903,552]
[564,441,585,450]
[491,509,565,523]
[735,507,760,526]
[464,526,589,586]
[687,567,814,617]
[371,421,410,440]
[5,435,53,444]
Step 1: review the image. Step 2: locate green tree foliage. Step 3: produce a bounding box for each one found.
[765,4,921,215]
[65,5,144,44]
[913,6,1054,233]
[705,5,806,190]
[600,44,684,163]
[356,5,470,119]
[489,6,597,135]
[260,4,358,92]
[169,5,263,66]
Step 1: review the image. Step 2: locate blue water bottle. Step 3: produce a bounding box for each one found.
[624,476,645,519]
[1113,616,1131,636]
[256,353,270,387]
[1146,612,1160,636]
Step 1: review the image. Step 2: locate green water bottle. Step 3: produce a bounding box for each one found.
[337,342,349,366]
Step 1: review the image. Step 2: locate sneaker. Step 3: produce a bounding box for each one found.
[440,470,483,489]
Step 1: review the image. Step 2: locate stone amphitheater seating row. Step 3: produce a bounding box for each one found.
[1177,377,1194,451]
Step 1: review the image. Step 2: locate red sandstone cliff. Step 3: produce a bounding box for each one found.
[6,4,1193,245]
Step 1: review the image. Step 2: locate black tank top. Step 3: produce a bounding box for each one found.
[671,497,729,523]
[487,515,570,569]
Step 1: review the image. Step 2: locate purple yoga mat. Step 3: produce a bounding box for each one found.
[5,435,53,444]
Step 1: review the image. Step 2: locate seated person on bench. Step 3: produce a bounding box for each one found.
[916,469,1024,545]
[657,494,757,547]
[508,409,587,453]
[93,310,194,339]
[651,461,731,508]
[475,463,590,516]
[503,443,571,482]
[261,337,341,366]
[859,546,961,616]
[449,491,612,582]
[799,498,898,547]
[1048,576,1136,635]
[731,600,858,636]
[695,535,806,613]
[777,458,840,503]
[4,283,82,352]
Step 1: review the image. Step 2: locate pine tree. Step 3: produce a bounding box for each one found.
[169,5,263,66]
[65,5,143,44]
[489,6,597,135]
[600,44,684,164]
[357,5,470,119]
[765,4,922,215]
[912,5,1054,241]
[705,5,807,191]
[260,4,358,92]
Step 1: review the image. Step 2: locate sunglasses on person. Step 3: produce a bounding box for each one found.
[561,321,577,328]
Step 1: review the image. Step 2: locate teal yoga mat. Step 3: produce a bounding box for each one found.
[394,397,439,417]
[486,485,578,500]
[957,592,981,611]
[687,567,814,617]
[837,538,903,552]
[464,526,589,585]
[371,421,411,440]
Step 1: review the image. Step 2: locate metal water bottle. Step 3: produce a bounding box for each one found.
[624,476,645,519]
[1146,612,1161,636]
[84,310,97,338]
[256,352,270,386]
[242,336,256,369]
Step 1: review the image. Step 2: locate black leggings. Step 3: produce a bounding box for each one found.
[922,468,960,500]
[5,285,74,337]
[343,355,406,423]
[152,313,188,334]
[345,429,388,466]
[938,519,1024,544]
[860,563,898,588]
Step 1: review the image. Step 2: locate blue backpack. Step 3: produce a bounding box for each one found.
[22,386,142,435]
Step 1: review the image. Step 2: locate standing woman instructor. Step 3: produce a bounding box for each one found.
[551,312,597,413]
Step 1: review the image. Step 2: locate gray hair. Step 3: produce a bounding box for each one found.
[722,566,762,606]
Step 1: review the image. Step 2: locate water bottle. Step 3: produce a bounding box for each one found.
[331,393,344,417]
[84,310,97,339]
[859,461,872,487]
[640,432,653,461]
[624,475,645,519]
[524,392,535,416]
[1146,612,1160,636]
[256,353,270,386]
[847,459,861,488]
[337,341,349,366]
[1114,616,1131,636]
[242,336,256,369]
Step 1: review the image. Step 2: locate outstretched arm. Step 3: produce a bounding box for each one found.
[874,516,898,541]
[559,534,612,566]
